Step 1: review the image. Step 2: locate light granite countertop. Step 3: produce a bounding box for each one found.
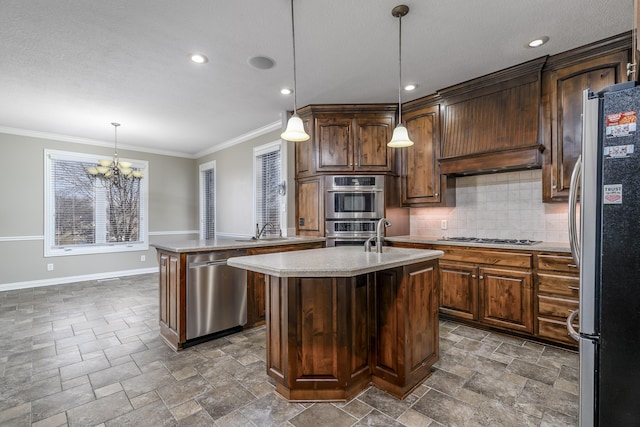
[227,246,444,277]
[385,235,571,253]
[151,236,326,253]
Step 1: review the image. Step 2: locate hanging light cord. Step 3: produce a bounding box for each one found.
[397,13,403,122]
[290,0,298,114]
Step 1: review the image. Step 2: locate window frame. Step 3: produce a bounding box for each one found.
[199,160,217,240]
[253,140,287,237]
[44,149,149,257]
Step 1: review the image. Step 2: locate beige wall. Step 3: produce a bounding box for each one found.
[0,132,197,286]
[197,129,296,237]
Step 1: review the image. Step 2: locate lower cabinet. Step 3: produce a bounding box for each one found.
[535,254,579,347]
[245,241,325,328]
[479,267,533,334]
[266,259,439,401]
[158,250,186,350]
[389,242,579,348]
[370,262,439,398]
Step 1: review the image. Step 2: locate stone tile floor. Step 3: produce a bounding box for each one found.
[0,273,579,426]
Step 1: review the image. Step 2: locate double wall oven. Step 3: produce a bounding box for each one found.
[325,175,384,247]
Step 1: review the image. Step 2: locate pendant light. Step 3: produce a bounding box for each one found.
[388,5,414,148]
[280,0,310,142]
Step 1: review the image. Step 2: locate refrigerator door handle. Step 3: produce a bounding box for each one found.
[568,155,582,268]
[566,309,580,342]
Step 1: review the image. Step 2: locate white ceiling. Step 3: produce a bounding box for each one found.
[0,1,633,158]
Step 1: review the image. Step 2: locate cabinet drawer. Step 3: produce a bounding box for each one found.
[537,317,578,347]
[538,294,578,318]
[440,248,532,269]
[536,254,579,273]
[537,273,579,298]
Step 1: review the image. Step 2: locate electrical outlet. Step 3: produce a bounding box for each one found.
[140,255,146,262]
[47,263,54,271]
[441,220,448,230]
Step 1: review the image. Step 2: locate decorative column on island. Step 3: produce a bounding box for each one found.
[228,245,444,401]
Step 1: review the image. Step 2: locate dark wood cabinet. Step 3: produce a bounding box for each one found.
[535,254,579,347]
[246,241,325,328]
[315,111,395,173]
[399,100,455,206]
[157,250,186,350]
[371,261,439,398]
[295,177,323,237]
[266,259,438,401]
[294,114,314,178]
[295,104,397,176]
[479,267,533,334]
[542,33,631,202]
[438,261,478,321]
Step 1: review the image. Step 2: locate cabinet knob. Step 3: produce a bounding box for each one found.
[568,286,579,291]
[552,185,557,189]
[472,274,476,278]
[349,163,353,166]
[479,276,484,279]
[434,193,439,197]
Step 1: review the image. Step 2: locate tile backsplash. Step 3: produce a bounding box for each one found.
[410,170,569,243]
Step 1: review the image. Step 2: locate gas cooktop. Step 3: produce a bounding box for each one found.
[438,237,542,246]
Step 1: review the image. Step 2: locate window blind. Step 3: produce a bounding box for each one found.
[255,147,281,237]
[200,165,216,239]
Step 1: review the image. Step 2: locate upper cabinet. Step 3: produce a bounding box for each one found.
[438,58,546,176]
[294,114,314,178]
[296,104,397,175]
[541,33,631,202]
[400,97,455,206]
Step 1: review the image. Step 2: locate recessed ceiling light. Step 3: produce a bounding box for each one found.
[189,53,208,64]
[404,84,417,91]
[528,36,549,48]
[248,56,276,70]
[280,88,293,95]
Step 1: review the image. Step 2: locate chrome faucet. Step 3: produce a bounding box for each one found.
[255,222,273,239]
[365,218,391,252]
[375,218,391,253]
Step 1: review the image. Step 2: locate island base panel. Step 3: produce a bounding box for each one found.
[265,259,439,401]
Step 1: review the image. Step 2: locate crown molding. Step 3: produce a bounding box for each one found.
[194,120,282,158]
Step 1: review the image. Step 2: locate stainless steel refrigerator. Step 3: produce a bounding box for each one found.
[568,82,640,426]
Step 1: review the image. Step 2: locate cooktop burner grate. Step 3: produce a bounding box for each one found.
[438,237,542,245]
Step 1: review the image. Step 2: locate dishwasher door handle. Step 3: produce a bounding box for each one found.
[189,259,228,268]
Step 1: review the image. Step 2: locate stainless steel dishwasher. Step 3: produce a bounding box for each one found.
[186,250,247,340]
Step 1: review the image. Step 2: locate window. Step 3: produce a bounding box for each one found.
[44,149,148,257]
[254,141,285,237]
[199,161,216,239]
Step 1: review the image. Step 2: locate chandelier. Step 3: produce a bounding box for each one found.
[86,122,143,185]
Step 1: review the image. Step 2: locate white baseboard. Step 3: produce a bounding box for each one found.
[0,268,158,292]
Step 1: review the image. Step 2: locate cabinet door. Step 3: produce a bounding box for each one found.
[401,105,451,205]
[158,251,185,349]
[479,267,533,333]
[354,116,394,172]
[296,178,323,236]
[294,114,314,177]
[315,116,353,172]
[543,50,628,201]
[439,261,479,321]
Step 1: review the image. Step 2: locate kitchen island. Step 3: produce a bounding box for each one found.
[152,236,325,350]
[228,246,444,401]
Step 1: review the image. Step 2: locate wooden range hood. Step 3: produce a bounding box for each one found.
[437,57,547,175]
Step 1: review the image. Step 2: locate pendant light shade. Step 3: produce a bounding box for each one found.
[281,0,310,142]
[388,5,413,148]
[281,113,309,141]
[388,123,413,148]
